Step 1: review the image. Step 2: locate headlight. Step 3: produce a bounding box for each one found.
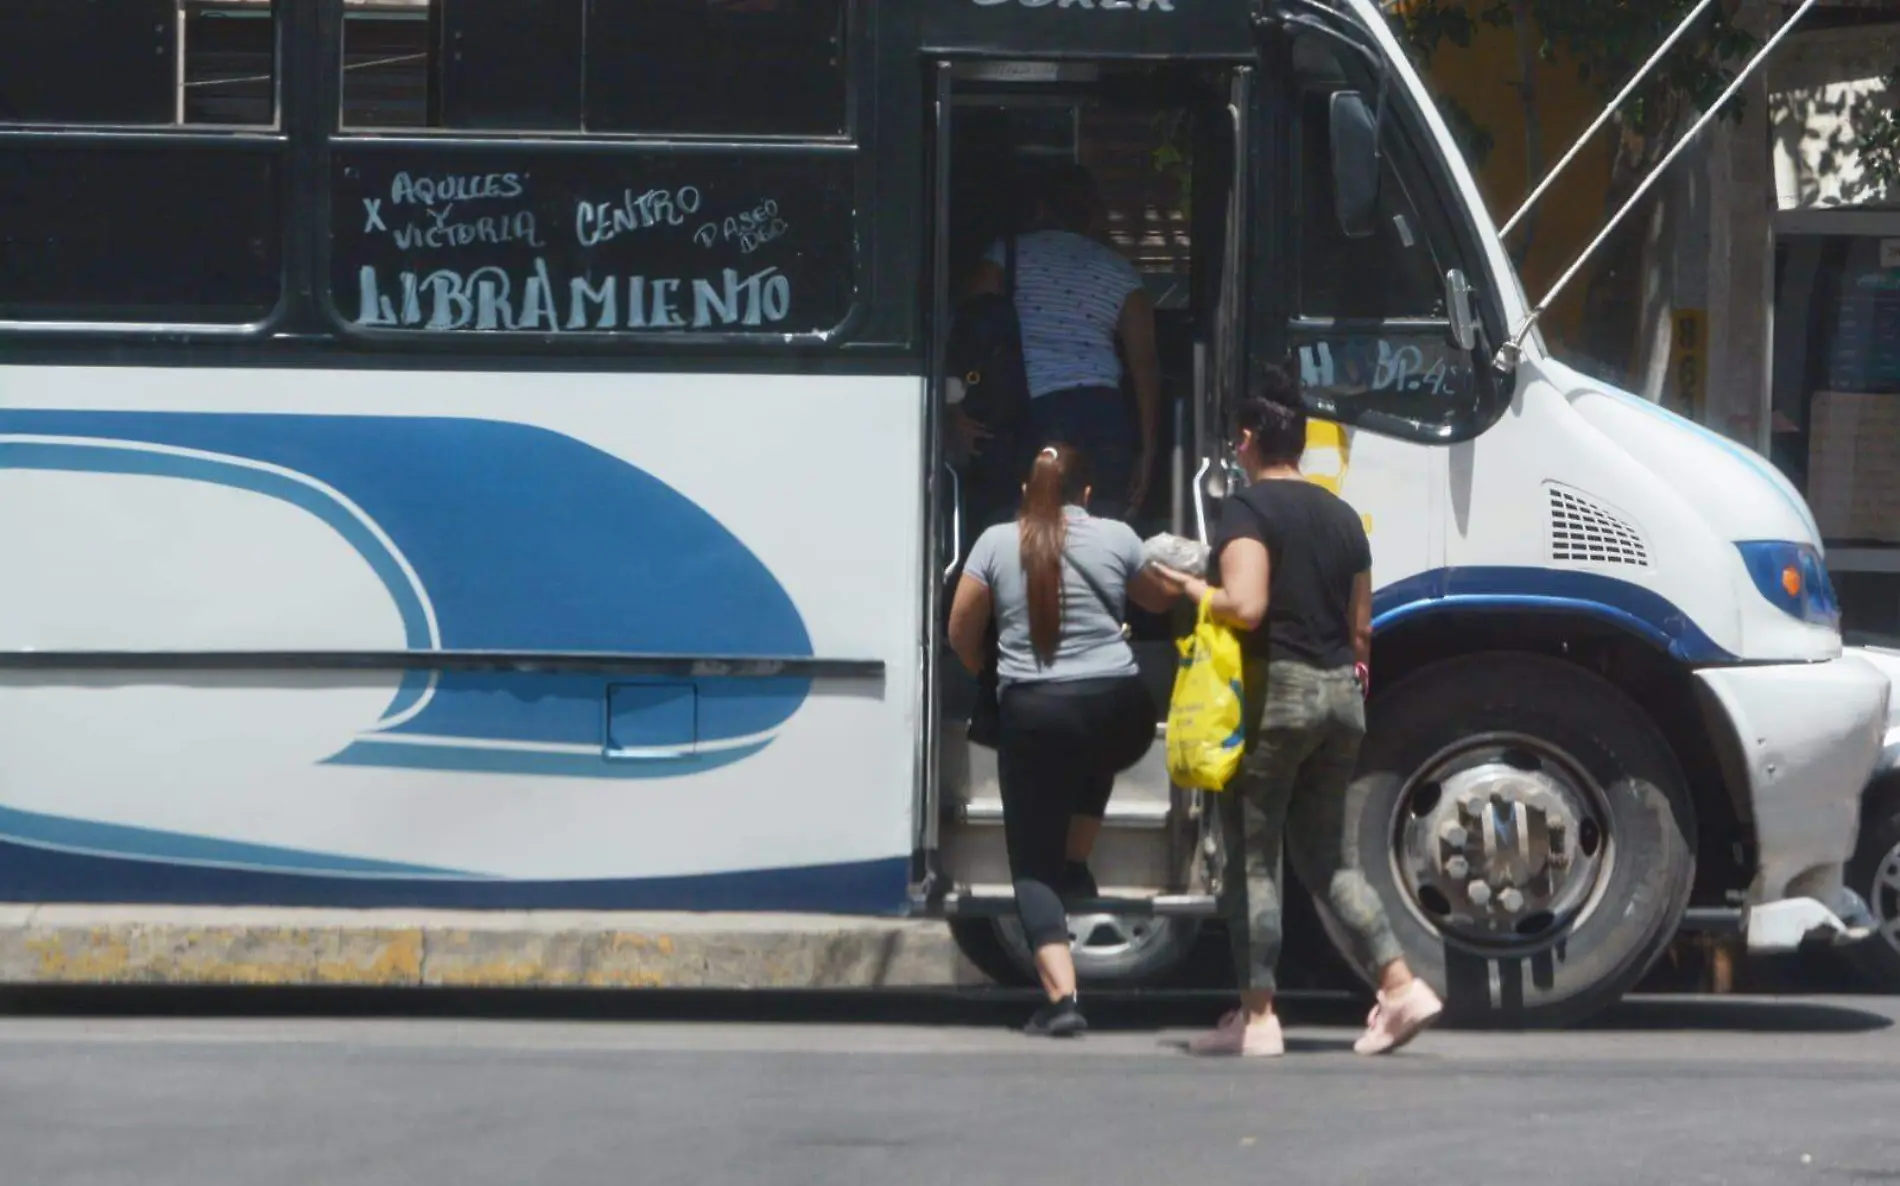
[1736,541,1839,629]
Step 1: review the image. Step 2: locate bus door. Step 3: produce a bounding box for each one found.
[924,56,1252,983]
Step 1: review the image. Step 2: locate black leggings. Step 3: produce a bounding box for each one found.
[997,676,1157,950]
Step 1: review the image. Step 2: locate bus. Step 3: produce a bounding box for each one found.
[0,0,1888,1026]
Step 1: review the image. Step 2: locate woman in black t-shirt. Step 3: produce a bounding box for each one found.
[1156,375,1441,1059]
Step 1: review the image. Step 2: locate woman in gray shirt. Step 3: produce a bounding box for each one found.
[948,444,1176,1037]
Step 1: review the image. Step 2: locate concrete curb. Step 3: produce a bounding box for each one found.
[0,907,974,990]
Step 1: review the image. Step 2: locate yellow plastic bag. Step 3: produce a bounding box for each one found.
[1165,593,1247,791]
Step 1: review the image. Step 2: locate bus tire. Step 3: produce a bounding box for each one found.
[1313,652,1696,1029]
[949,914,1202,988]
[947,918,1033,986]
[1846,775,1900,989]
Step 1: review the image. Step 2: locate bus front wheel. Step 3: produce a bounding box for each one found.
[1314,652,1697,1029]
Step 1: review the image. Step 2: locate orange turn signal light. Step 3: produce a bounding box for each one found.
[1781,565,1803,598]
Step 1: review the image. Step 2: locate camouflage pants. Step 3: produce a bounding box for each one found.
[1218,660,1403,994]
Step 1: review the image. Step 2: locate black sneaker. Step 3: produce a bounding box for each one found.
[1024,994,1087,1038]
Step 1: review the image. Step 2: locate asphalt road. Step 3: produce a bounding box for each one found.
[3,991,1897,1186]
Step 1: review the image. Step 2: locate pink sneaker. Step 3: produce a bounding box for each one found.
[1353,979,1443,1055]
[1188,1010,1285,1057]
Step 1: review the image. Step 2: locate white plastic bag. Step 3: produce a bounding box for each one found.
[1143,532,1210,577]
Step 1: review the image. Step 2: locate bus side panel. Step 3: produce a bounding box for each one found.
[0,367,923,914]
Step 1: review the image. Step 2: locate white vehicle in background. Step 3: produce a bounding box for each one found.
[0,0,1883,1025]
[1844,648,1900,986]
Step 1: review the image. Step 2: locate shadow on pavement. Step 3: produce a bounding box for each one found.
[0,984,1325,1032]
[1582,996,1895,1035]
[0,984,1888,1035]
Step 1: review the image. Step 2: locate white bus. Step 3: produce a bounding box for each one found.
[0,0,1887,1025]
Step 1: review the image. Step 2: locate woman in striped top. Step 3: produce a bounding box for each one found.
[964,164,1163,522]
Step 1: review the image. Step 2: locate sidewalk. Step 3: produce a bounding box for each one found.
[0,907,969,989]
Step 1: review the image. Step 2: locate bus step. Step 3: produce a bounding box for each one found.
[1677,906,1744,936]
[942,891,1218,919]
[952,798,1170,829]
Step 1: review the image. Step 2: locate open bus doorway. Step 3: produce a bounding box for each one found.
[929,59,1249,987]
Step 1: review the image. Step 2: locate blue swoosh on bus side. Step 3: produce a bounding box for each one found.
[0,411,814,778]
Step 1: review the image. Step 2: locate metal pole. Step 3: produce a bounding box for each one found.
[1504,0,1818,361]
[1501,0,1720,238]
[175,0,188,126]
[1171,396,1187,537]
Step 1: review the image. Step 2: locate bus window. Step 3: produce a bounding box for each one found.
[1282,35,1489,439]
[586,0,847,137]
[332,0,860,339]
[1,0,176,125]
[328,151,856,337]
[433,0,585,131]
[340,0,848,137]
[1296,90,1444,323]
[0,0,282,325]
[0,145,282,324]
[0,0,278,128]
[341,3,434,128]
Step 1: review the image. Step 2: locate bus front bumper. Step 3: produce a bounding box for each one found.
[1695,650,1890,953]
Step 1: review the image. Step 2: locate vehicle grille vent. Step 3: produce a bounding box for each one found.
[1547,485,1650,567]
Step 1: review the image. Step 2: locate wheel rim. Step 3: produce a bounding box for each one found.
[1872,841,1900,956]
[997,912,1183,973]
[1390,734,1615,952]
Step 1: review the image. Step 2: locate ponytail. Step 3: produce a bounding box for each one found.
[1018,443,1091,666]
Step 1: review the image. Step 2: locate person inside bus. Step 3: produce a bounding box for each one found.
[956,163,1163,524]
[947,443,1177,1037]
[1156,377,1443,1058]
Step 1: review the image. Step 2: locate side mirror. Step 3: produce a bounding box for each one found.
[1446,269,1478,351]
[1328,90,1380,240]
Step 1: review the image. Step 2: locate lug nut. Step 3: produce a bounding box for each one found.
[1445,856,1470,879]
[1467,881,1492,907]
[1440,822,1468,848]
[1499,888,1525,913]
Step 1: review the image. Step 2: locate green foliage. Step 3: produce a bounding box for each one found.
[1392,0,1761,143]
[1436,94,1498,167]
[1856,72,1900,200]
[1151,109,1193,207]
[1388,1,1765,377]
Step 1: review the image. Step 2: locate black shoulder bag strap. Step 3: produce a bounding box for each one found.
[1062,549,1131,638]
